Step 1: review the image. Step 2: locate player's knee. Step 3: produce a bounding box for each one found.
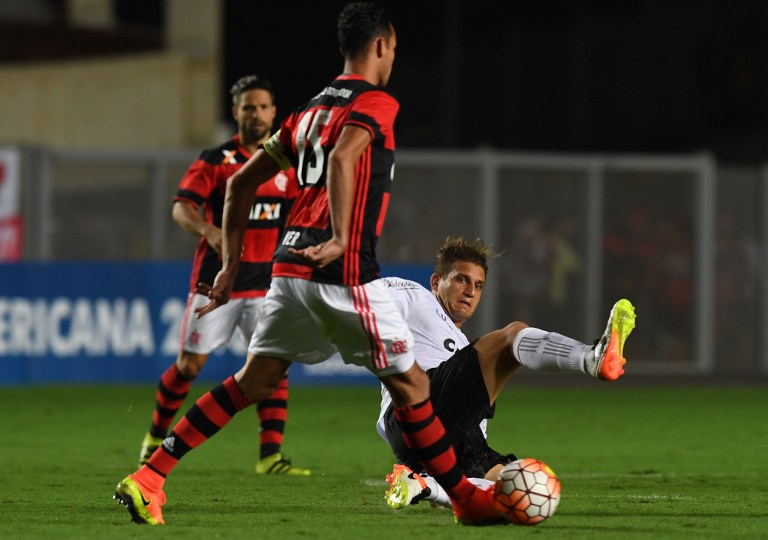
[501,321,528,349]
[239,376,281,402]
[485,463,506,481]
[500,321,528,368]
[236,355,289,401]
[382,364,430,407]
[176,353,207,378]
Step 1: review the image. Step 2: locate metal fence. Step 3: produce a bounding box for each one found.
[15,145,767,377]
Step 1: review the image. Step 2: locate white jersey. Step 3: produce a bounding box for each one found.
[382,277,470,369]
[376,277,473,441]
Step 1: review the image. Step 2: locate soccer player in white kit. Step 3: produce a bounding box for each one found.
[379,237,636,509]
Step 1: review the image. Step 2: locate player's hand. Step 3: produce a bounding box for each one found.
[289,238,345,268]
[194,270,235,318]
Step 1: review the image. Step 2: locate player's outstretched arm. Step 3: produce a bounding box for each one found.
[196,149,281,317]
[223,149,281,270]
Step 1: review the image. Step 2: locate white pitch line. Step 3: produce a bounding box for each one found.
[364,478,388,487]
[558,471,753,479]
[564,494,701,500]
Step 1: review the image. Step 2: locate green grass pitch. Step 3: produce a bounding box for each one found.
[0,380,766,539]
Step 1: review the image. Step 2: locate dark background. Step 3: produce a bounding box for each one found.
[222,0,768,164]
[3,0,766,163]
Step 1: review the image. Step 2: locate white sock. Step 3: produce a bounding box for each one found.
[423,476,495,508]
[422,476,449,507]
[512,327,592,374]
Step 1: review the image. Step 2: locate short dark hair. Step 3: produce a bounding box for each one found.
[434,236,495,276]
[230,74,275,106]
[337,2,391,59]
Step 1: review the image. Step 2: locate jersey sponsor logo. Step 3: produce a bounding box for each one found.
[221,149,238,165]
[281,231,300,246]
[248,202,282,221]
[444,338,456,352]
[382,278,420,290]
[389,339,408,355]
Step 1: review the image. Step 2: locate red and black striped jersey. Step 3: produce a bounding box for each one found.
[174,136,299,298]
[269,74,399,286]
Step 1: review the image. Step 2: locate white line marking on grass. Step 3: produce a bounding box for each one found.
[563,493,703,502]
[562,472,669,479]
[560,472,742,479]
[363,478,387,487]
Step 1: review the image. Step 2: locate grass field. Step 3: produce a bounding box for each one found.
[1,379,767,539]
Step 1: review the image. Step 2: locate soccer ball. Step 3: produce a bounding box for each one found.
[494,458,561,525]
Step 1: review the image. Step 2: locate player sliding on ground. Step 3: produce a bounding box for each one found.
[379,237,636,511]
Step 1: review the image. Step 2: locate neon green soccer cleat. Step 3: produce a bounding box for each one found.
[113,475,166,525]
[256,452,311,476]
[590,298,636,381]
[385,464,431,509]
[138,432,164,467]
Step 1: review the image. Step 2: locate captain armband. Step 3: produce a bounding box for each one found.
[261,130,292,171]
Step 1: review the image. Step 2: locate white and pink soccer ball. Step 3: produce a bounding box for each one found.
[494,457,561,525]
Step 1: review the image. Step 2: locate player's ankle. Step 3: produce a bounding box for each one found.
[450,478,478,503]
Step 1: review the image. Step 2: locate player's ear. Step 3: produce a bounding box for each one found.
[374,33,386,59]
[430,273,440,292]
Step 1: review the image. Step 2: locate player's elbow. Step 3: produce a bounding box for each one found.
[171,201,195,228]
[328,143,362,173]
[171,201,185,224]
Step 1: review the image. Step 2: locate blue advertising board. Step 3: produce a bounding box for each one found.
[0,262,431,385]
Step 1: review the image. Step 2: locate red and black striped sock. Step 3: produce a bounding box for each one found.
[257,375,289,458]
[149,364,194,438]
[144,376,253,479]
[394,399,475,502]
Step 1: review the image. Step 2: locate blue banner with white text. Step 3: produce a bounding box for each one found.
[0,262,431,385]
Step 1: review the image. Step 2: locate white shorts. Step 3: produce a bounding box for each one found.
[180,293,264,355]
[248,277,415,377]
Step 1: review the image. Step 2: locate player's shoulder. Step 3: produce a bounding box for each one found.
[353,84,398,111]
[346,82,399,131]
[360,84,398,101]
[197,139,242,165]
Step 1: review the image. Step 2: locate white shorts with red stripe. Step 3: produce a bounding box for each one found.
[247,277,416,377]
[180,293,264,355]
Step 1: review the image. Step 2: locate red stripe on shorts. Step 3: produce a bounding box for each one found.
[352,284,387,369]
